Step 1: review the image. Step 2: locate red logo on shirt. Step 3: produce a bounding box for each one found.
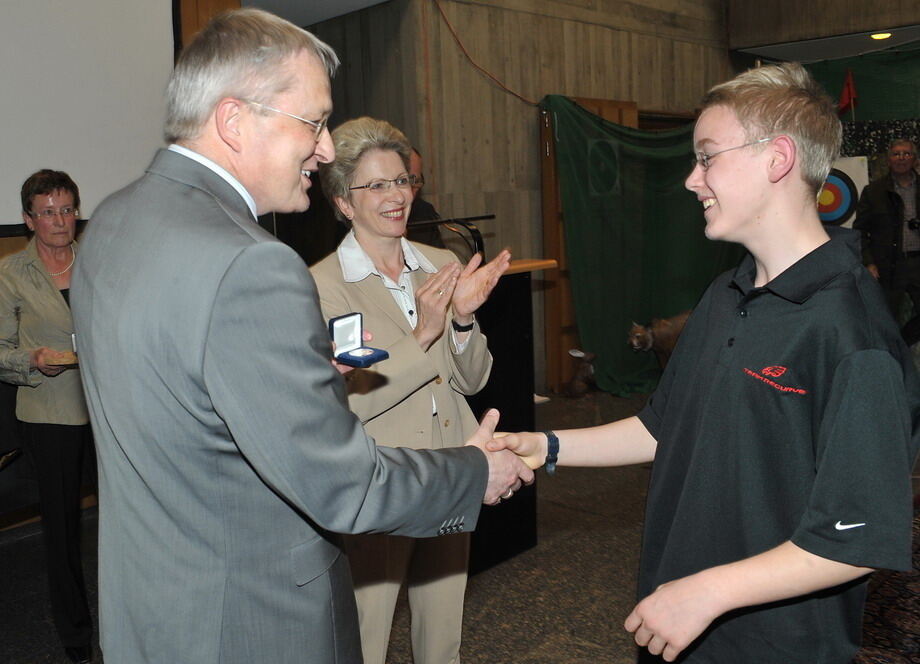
[743,367,807,395]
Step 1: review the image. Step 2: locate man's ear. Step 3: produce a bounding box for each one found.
[767,135,796,183]
[22,212,34,230]
[214,98,245,153]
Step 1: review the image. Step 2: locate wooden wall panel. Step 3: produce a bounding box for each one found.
[728,0,920,49]
[414,0,731,259]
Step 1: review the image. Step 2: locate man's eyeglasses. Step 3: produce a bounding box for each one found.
[890,150,915,159]
[349,175,421,193]
[30,207,78,219]
[244,100,328,140]
[693,137,772,170]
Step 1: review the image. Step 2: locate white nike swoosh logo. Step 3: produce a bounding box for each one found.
[835,521,866,530]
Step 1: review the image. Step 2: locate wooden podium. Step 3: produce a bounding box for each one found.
[466,258,556,573]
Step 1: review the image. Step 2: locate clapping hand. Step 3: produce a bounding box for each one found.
[451,249,511,322]
[465,409,535,504]
[413,262,461,351]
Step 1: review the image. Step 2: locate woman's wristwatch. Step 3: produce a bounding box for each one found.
[451,317,475,332]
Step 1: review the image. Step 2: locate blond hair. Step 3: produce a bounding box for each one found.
[319,117,412,223]
[701,62,841,193]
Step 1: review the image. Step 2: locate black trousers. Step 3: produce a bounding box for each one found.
[19,421,93,648]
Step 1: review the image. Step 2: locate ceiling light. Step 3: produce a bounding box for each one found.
[870,32,892,40]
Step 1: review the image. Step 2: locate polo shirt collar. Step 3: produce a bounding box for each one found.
[730,226,862,304]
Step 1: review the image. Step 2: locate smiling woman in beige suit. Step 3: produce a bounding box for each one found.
[312,117,510,664]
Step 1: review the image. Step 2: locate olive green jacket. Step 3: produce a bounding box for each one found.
[0,238,87,424]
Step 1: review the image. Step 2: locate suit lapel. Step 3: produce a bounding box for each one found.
[353,275,414,336]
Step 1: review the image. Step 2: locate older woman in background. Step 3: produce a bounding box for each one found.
[311,118,509,664]
[0,170,93,663]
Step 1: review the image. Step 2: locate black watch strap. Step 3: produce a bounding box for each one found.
[451,317,475,332]
[543,430,559,475]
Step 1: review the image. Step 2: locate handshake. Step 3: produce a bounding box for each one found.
[464,408,549,505]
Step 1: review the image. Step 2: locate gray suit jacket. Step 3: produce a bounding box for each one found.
[71,149,487,664]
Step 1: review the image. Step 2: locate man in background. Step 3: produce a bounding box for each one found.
[854,138,920,343]
[406,147,447,248]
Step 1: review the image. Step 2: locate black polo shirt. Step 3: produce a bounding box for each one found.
[637,227,919,663]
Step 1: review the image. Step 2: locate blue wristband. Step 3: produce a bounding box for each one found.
[543,430,559,475]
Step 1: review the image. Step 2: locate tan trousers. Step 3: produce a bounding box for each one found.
[344,531,470,664]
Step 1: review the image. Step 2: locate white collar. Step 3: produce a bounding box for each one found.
[168,144,258,220]
[337,230,437,282]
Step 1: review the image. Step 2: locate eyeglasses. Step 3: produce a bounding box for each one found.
[693,137,773,170]
[349,174,421,193]
[30,207,78,219]
[411,175,425,188]
[890,150,915,159]
[244,100,328,139]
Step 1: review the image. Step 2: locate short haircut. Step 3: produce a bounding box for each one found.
[165,8,339,143]
[700,62,841,194]
[21,169,81,214]
[319,117,412,223]
[888,138,917,154]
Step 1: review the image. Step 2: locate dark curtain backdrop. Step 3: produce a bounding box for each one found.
[541,96,744,396]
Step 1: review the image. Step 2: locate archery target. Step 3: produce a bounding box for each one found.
[819,169,857,225]
[818,157,868,228]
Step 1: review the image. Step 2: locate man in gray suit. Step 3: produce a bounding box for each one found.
[70,9,531,663]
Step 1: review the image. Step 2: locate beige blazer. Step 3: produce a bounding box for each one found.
[0,238,87,424]
[311,242,492,449]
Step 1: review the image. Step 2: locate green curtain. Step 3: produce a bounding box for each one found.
[806,42,920,122]
[541,95,745,396]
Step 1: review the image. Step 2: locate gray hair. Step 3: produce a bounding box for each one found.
[701,62,841,194]
[319,117,412,223]
[888,137,917,154]
[165,8,339,143]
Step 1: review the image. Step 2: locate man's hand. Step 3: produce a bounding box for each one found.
[624,571,725,662]
[465,409,535,504]
[486,431,546,470]
[866,263,880,280]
